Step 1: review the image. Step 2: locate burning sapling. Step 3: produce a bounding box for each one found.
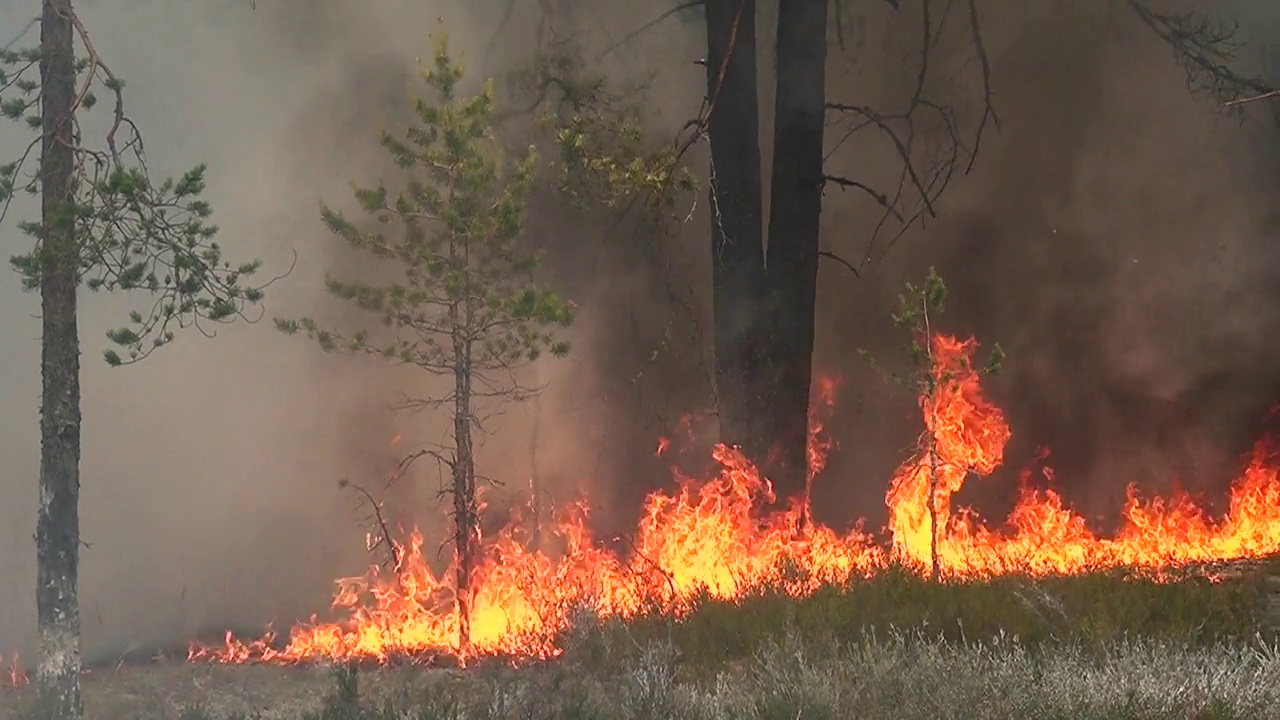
[275,31,574,658]
[860,267,1003,581]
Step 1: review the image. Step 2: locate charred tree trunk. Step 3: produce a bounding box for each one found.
[37,1,84,718]
[761,0,828,508]
[451,331,478,660]
[705,0,767,469]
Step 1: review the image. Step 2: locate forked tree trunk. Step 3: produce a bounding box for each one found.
[451,332,479,659]
[761,0,828,510]
[37,1,84,718]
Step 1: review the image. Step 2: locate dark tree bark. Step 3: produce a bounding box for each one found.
[704,0,768,468]
[759,0,828,507]
[36,1,84,718]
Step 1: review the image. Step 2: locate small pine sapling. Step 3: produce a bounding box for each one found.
[861,267,1003,580]
[276,32,574,658]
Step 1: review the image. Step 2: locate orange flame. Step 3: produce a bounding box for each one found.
[4,653,27,689]
[189,334,1280,665]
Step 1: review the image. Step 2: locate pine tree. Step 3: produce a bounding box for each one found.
[277,33,574,658]
[0,3,272,718]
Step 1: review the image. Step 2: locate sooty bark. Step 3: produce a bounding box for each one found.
[37,1,85,718]
[760,0,828,507]
[704,0,770,476]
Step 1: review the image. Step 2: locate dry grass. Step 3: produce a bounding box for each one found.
[0,661,469,720]
[4,634,1280,719]
[3,563,1278,719]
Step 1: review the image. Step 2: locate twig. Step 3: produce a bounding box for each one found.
[823,0,998,271]
[963,0,999,172]
[1128,0,1277,113]
[339,479,403,570]
[818,250,860,278]
[1,16,37,52]
[1225,89,1280,108]
[822,174,903,221]
[595,0,705,62]
[613,534,679,601]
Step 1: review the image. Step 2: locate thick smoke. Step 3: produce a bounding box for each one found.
[816,1,1280,531]
[1,0,1278,662]
[0,0,705,661]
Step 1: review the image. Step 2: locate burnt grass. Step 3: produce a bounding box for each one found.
[4,564,1280,719]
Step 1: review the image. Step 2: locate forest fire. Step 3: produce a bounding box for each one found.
[187,334,1280,665]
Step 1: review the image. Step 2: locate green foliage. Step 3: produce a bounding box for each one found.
[586,565,1265,677]
[511,37,698,219]
[0,42,274,366]
[860,267,1005,579]
[860,267,1004,391]
[277,32,573,383]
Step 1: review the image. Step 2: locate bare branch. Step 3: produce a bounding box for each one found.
[822,174,903,222]
[338,479,402,570]
[595,1,705,62]
[818,250,861,278]
[1128,0,1278,120]
[824,0,998,271]
[1,17,37,52]
[1226,89,1280,108]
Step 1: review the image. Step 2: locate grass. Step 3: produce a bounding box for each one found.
[3,564,1279,719]
[575,562,1269,675]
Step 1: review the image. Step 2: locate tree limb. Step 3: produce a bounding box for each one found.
[338,478,403,570]
[824,0,998,270]
[818,250,861,278]
[1128,0,1278,119]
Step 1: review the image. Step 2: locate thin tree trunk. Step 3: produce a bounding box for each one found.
[451,331,478,660]
[37,1,83,718]
[529,392,542,552]
[705,0,767,469]
[762,0,828,509]
[928,436,941,581]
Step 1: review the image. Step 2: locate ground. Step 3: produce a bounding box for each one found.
[3,566,1280,719]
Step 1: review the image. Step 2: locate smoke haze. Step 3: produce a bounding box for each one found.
[0,0,1277,662]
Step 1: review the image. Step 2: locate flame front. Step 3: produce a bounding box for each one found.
[189,334,1280,665]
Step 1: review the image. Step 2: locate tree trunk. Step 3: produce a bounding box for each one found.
[928,436,941,581]
[529,392,542,552]
[704,0,767,470]
[760,0,828,509]
[451,332,478,660]
[37,1,84,718]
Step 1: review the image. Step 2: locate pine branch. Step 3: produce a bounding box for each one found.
[0,6,282,365]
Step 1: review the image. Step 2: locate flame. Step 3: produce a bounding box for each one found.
[189,334,1280,665]
[4,653,26,689]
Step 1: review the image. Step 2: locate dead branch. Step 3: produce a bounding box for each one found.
[595,0,705,62]
[824,0,998,271]
[823,173,904,222]
[1226,89,1280,108]
[611,533,679,601]
[1127,0,1278,119]
[338,478,403,570]
[818,250,861,278]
